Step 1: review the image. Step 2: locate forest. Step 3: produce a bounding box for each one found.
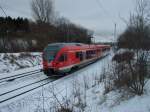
[0,0,93,52]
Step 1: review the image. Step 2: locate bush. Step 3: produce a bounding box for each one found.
[57,107,73,112]
[105,50,149,95]
[112,51,134,63]
[19,52,32,58]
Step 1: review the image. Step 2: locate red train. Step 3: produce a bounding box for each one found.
[42,43,110,75]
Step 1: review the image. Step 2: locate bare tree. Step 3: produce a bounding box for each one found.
[31,0,54,24]
[118,0,150,50]
[113,0,150,95]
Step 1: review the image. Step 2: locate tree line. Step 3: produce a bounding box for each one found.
[0,0,93,52]
[111,0,150,95]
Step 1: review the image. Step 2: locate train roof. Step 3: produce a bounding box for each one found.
[45,43,110,51]
[47,43,85,47]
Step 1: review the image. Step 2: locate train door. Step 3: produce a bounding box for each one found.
[76,51,84,61]
[67,51,74,65]
[83,51,86,60]
[97,49,100,57]
[58,52,68,67]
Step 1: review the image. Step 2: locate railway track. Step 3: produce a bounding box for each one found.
[0,69,42,84]
[0,77,52,104]
[0,72,64,105]
[0,55,110,105]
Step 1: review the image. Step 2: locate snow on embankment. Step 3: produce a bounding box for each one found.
[0,51,150,112]
[0,53,42,74]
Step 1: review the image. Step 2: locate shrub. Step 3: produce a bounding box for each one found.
[56,107,73,112]
[19,52,32,58]
[112,51,134,63]
[105,50,149,95]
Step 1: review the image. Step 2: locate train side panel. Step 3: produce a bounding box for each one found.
[42,43,111,75]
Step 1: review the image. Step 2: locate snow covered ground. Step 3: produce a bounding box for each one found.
[0,53,42,74]
[0,52,150,112]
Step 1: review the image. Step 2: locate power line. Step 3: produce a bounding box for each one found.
[95,0,118,43]
[95,0,116,24]
[0,2,28,18]
[0,4,7,17]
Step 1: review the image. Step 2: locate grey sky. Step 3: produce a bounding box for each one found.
[0,0,136,41]
[55,0,135,33]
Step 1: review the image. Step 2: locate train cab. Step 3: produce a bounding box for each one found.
[43,43,76,75]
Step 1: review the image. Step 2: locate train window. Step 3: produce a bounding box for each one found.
[86,50,97,59]
[59,53,67,62]
[76,52,83,61]
[76,52,80,58]
[43,45,60,61]
[86,51,90,59]
[102,48,106,52]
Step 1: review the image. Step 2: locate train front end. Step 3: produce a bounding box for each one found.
[42,45,60,75]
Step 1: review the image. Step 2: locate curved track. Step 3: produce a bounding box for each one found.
[0,71,64,105]
[0,78,52,104]
[0,54,110,105]
[0,69,42,84]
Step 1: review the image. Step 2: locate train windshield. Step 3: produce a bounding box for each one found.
[43,46,60,62]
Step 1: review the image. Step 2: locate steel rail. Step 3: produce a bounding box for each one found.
[0,69,42,83]
[0,55,110,104]
[0,78,52,104]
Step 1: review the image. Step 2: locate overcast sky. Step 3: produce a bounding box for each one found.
[0,0,136,41]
